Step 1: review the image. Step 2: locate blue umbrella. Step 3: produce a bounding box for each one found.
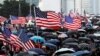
[28,48,46,55]
[43,43,57,50]
[30,36,45,44]
[73,50,90,56]
[47,39,60,45]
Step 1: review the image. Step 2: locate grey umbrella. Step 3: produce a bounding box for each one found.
[47,39,60,45]
[43,43,57,50]
[17,52,38,56]
[79,43,90,50]
[28,48,46,55]
[62,38,78,44]
[62,43,79,51]
[95,21,100,26]
[52,48,75,56]
[79,37,91,43]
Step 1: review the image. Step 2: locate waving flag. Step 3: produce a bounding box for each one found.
[0,16,6,22]
[18,17,26,24]
[0,34,6,41]
[36,11,61,30]
[18,29,34,51]
[10,15,19,24]
[3,26,12,38]
[63,13,81,30]
[9,34,23,47]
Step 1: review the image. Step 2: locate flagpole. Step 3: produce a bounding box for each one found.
[29,0,32,15]
[18,0,22,38]
[18,0,21,16]
[60,0,64,29]
[74,0,76,12]
[34,7,39,36]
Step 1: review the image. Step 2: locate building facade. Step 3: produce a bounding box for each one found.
[25,0,39,6]
[61,0,100,15]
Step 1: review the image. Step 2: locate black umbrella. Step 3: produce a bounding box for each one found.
[77,29,86,32]
[87,34,99,40]
[73,50,90,56]
[28,48,46,55]
[79,43,90,50]
[43,43,57,50]
[95,21,100,26]
[17,52,38,56]
[42,32,58,39]
[62,43,79,51]
[47,39,60,45]
[52,48,75,56]
[78,37,91,43]
[62,38,78,44]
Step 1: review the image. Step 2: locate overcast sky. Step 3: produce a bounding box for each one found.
[39,0,61,12]
[0,0,4,4]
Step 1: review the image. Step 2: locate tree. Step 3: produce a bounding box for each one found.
[0,0,36,18]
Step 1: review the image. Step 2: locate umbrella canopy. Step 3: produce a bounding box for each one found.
[53,48,75,56]
[43,43,57,50]
[28,48,46,55]
[79,37,91,43]
[79,43,90,50]
[42,32,58,39]
[47,39,60,45]
[62,43,79,51]
[95,21,100,26]
[94,33,100,37]
[87,34,100,41]
[77,29,86,32]
[58,33,68,38]
[55,48,75,53]
[30,36,45,44]
[17,52,38,56]
[73,50,90,56]
[62,38,78,44]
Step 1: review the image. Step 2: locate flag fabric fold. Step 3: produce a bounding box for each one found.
[18,28,34,51]
[10,15,26,24]
[35,11,61,30]
[10,15,19,24]
[0,16,6,22]
[63,13,82,30]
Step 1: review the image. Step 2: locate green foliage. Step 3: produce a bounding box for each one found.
[0,0,35,18]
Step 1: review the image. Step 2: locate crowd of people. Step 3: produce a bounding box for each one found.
[0,15,100,56]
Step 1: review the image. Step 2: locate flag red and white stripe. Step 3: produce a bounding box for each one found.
[9,34,34,51]
[11,17,26,24]
[36,12,61,30]
[63,12,82,30]
[0,34,6,41]
[63,18,81,30]
[9,34,23,47]
[0,16,6,22]
[23,40,35,51]
[18,17,26,24]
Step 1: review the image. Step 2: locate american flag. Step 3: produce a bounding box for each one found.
[0,16,6,22]
[18,29,34,51]
[0,34,6,41]
[9,33,34,51]
[36,11,61,29]
[18,17,26,24]
[10,15,19,24]
[10,15,26,24]
[63,13,82,30]
[9,34,23,47]
[3,26,34,51]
